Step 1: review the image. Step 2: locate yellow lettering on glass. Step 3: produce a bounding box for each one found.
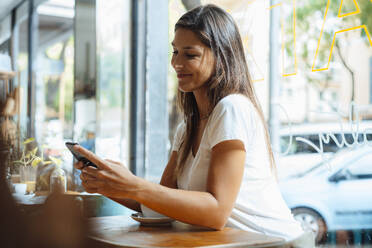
[337,0,360,18]
[312,0,372,72]
[267,2,282,10]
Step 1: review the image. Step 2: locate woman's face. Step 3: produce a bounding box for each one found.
[171,28,215,93]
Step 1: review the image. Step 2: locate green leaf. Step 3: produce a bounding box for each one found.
[13,160,24,165]
[31,147,38,156]
[23,138,35,145]
[32,157,42,167]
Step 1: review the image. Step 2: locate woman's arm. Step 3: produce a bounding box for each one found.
[108,151,179,211]
[133,140,245,230]
[76,152,179,212]
[159,151,178,189]
[76,140,245,230]
[75,159,142,212]
[107,197,141,212]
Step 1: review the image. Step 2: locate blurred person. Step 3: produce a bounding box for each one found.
[75,4,314,246]
[0,123,92,248]
[0,137,28,248]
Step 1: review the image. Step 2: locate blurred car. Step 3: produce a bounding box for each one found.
[279,144,372,242]
[276,121,372,180]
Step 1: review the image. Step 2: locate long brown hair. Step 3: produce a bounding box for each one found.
[175,4,276,178]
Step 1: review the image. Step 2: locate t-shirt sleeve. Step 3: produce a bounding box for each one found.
[171,122,186,152]
[207,96,257,151]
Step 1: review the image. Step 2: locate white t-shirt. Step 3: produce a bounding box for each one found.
[172,94,304,241]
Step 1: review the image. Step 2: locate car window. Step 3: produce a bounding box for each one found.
[280,133,371,155]
[280,134,321,154]
[346,153,372,179]
[280,136,297,155]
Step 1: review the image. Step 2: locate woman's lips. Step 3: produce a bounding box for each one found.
[177,73,192,79]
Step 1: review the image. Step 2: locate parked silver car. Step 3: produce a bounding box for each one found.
[279,144,372,242]
[277,121,372,180]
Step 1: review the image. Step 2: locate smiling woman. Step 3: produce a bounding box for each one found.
[75,4,314,246]
[171,29,215,94]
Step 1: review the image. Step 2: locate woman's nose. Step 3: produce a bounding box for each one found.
[172,56,183,69]
[174,63,183,69]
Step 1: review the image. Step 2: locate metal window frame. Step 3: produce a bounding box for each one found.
[27,0,37,138]
[129,0,147,177]
[370,57,372,104]
[130,0,168,178]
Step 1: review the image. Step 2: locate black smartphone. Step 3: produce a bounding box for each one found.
[65,142,98,168]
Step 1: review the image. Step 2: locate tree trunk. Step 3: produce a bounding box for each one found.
[335,41,356,119]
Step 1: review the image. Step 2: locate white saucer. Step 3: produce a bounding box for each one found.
[131,212,174,226]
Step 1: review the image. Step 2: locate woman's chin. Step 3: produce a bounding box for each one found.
[178,83,194,93]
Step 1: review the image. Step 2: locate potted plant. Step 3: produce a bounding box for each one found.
[12,138,61,194]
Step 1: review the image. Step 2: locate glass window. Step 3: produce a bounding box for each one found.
[168,0,372,246]
[34,0,75,191]
[95,0,130,165]
[0,14,11,55]
[348,153,372,177]
[14,1,29,134]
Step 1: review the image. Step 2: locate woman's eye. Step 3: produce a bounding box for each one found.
[172,51,178,55]
[186,54,197,58]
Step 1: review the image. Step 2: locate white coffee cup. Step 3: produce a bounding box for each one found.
[13,183,27,194]
[140,204,167,218]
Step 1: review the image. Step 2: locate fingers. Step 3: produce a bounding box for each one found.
[73,145,109,170]
[81,182,98,193]
[74,161,84,170]
[82,178,105,188]
[80,172,105,189]
[81,176,97,192]
[80,171,96,181]
[83,166,101,178]
[79,164,104,194]
[105,159,123,166]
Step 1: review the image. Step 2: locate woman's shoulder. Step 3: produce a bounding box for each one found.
[206,94,260,149]
[175,121,186,134]
[213,94,254,113]
[171,121,186,151]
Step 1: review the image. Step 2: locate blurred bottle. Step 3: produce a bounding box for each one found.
[50,165,67,193]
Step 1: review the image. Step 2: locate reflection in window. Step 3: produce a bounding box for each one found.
[168,0,372,246]
[34,0,75,191]
[14,2,30,134]
[281,133,372,155]
[95,0,130,165]
[348,153,372,178]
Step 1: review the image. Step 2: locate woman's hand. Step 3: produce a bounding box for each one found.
[73,145,140,199]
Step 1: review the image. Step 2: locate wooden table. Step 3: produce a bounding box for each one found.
[13,191,130,218]
[88,215,285,248]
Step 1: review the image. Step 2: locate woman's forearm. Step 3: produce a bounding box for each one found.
[108,197,141,212]
[131,177,227,230]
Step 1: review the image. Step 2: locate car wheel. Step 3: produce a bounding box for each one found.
[292,207,327,243]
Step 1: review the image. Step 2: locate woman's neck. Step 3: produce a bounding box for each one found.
[193,87,210,119]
